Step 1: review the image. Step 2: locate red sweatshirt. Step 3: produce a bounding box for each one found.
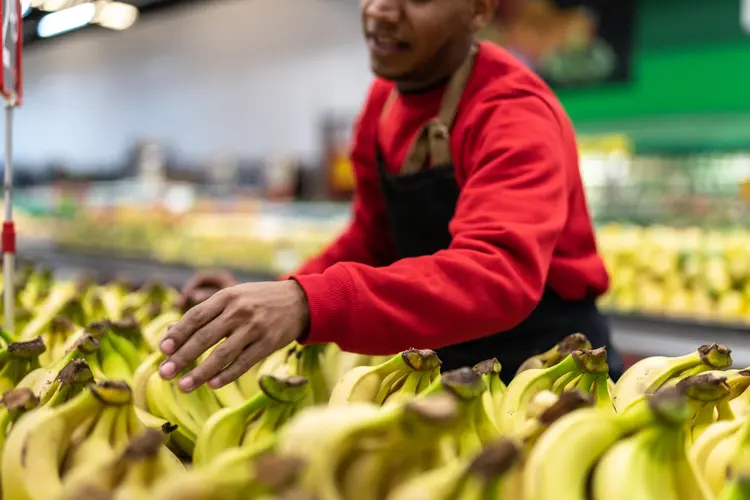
[292,42,609,355]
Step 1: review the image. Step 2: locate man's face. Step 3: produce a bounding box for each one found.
[361,0,490,82]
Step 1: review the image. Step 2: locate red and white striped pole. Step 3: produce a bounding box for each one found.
[0,0,22,334]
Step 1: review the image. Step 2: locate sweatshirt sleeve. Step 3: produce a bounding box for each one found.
[292,85,394,277]
[293,94,569,354]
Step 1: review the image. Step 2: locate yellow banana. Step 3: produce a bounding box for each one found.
[1,382,106,500]
[613,343,732,412]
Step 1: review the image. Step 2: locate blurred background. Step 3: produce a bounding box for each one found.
[6,0,750,366]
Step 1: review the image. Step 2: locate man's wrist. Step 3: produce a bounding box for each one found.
[288,278,311,341]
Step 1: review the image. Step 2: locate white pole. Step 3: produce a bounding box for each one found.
[3,99,14,333]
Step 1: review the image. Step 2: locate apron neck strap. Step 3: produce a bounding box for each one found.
[401,43,478,175]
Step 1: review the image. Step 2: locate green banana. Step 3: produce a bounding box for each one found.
[515,333,593,375]
[330,349,441,405]
[497,347,609,434]
[194,374,308,467]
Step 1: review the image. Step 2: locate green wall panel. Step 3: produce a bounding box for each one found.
[559,0,750,127]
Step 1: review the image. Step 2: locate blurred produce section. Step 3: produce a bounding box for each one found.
[598,225,750,325]
[13,203,750,328]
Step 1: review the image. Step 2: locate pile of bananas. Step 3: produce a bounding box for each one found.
[3,265,750,499]
[598,224,750,324]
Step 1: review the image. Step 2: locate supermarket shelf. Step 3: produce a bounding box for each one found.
[16,242,750,367]
[18,242,276,288]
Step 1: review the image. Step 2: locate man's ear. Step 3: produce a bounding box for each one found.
[470,0,498,32]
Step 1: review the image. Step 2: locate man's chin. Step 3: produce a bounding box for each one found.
[370,61,409,81]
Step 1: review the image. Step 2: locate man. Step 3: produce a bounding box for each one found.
[158,0,623,393]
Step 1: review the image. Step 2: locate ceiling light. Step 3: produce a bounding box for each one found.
[37,2,95,38]
[94,1,138,30]
[21,0,32,17]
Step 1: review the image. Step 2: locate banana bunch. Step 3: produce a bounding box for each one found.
[276,395,464,500]
[332,395,462,500]
[18,280,88,341]
[524,387,707,500]
[330,348,441,405]
[132,352,223,457]
[0,337,46,394]
[515,333,593,375]
[81,320,142,383]
[692,407,750,496]
[150,452,305,500]
[419,368,501,459]
[388,437,522,500]
[194,374,309,467]
[16,333,99,401]
[612,343,733,412]
[1,381,145,500]
[59,427,184,500]
[590,389,712,500]
[497,347,611,433]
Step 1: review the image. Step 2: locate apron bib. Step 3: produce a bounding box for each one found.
[374,46,623,384]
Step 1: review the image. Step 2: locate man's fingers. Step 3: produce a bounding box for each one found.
[179,329,257,392]
[160,310,230,382]
[161,291,227,355]
[208,341,271,389]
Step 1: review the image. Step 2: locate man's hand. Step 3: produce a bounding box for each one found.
[177,271,238,310]
[159,280,309,392]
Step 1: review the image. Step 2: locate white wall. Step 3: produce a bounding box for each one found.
[13,0,373,170]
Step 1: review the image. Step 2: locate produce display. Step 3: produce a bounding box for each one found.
[27,203,750,325]
[0,265,748,499]
[598,225,750,324]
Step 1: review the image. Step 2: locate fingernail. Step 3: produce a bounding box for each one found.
[167,322,177,330]
[160,339,175,354]
[209,377,222,389]
[179,376,194,392]
[159,361,176,379]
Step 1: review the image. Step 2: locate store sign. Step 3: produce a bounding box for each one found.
[0,0,22,102]
[479,0,635,88]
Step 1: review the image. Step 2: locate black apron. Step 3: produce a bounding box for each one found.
[374,47,624,385]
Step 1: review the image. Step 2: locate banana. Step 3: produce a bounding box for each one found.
[39,316,77,366]
[498,347,608,434]
[98,334,134,382]
[523,387,690,500]
[194,374,308,467]
[296,344,335,406]
[591,426,679,500]
[1,381,107,500]
[515,333,593,375]
[60,427,183,500]
[18,280,80,341]
[677,372,732,444]
[612,343,733,412]
[0,389,39,457]
[720,445,750,500]
[142,310,182,352]
[473,358,506,426]
[329,349,441,405]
